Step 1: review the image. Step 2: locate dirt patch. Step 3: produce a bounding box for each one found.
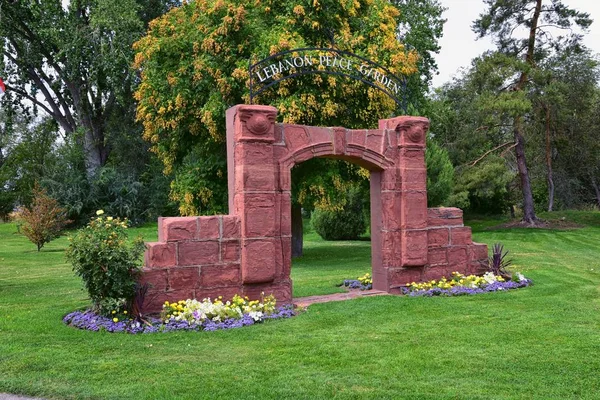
[487,218,583,230]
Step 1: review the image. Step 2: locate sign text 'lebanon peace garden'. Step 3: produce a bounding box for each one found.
[248,48,408,111]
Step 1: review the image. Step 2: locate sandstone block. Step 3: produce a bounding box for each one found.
[199,216,220,240]
[428,247,448,265]
[307,126,332,145]
[241,239,276,283]
[448,246,469,267]
[139,268,168,291]
[201,264,241,287]
[168,267,200,290]
[161,217,198,242]
[333,127,347,155]
[145,242,177,269]
[451,227,472,246]
[178,241,220,266]
[427,207,464,227]
[402,230,428,265]
[222,216,240,239]
[428,228,449,248]
[221,239,240,262]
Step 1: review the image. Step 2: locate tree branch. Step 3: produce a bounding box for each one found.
[469,141,516,167]
[3,84,56,118]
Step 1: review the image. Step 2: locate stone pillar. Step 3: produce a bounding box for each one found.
[378,116,430,288]
[226,105,283,286]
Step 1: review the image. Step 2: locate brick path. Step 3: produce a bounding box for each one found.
[293,289,389,308]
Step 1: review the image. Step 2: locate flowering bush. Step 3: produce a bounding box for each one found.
[342,272,373,290]
[63,294,294,334]
[401,271,532,297]
[65,210,145,316]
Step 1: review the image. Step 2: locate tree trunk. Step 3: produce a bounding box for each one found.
[592,177,600,208]
[513,120,538,224]
[510,0,541,225]
[545,105,554,212]
[83,129,106,178]
[291,203,303,258]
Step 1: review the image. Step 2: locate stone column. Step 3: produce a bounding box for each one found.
[226,105,280,285]
[378,116,430,288]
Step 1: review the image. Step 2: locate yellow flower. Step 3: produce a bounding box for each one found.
[96,210,104,216]
[113,318,119,323]
[123,311,128,314]
[112,310,116,314]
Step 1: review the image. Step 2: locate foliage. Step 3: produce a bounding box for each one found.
[489,243,513,277]
[39,138,176,225]
[65,211,145,315]
[449,155,516,213]
[133,0,418,214]
[310,186,366,240]
[20,184,69,251]
[425,137,454,206]
[394,0,445,110]
[0,0,157,175]
[0,117,58,207]
[469,0,592,223]
[401,271,531,297]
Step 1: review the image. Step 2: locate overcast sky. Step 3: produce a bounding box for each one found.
[432,0,600,87]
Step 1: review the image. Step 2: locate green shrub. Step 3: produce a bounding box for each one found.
[66,210,145,315]
[311,187,366,240]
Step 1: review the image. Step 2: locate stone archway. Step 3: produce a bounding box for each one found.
[141,105,488,312]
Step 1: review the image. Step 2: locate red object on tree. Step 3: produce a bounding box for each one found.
[0,77,5,94]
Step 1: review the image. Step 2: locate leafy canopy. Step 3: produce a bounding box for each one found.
[133,0,419,214]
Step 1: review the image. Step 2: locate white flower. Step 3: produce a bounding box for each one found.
[248,311,263,322]
[96,209,104,216]
[483,271,497,284]
[516,272,526,282]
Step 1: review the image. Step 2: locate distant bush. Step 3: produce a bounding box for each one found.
[66,210,145,316]
[21,184,69,251]
[311,187,366,240]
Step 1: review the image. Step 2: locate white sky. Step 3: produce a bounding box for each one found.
[433,0,600,87]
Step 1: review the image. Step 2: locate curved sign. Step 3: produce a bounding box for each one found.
[249,47,408,113]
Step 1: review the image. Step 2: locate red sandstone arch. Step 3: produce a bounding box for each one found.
[141,105,488,312]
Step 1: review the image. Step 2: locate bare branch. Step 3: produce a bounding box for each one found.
[469,141,516,167]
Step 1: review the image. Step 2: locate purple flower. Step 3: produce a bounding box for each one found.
[402,278,532,298]
[63,305,296,334]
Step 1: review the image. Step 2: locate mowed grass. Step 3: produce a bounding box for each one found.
[1,211,600,399]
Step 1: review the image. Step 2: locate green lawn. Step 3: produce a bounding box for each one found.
[1,212,600,399]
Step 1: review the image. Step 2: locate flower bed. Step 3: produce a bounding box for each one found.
[400,272,532,297]
[63,294,294,334]
[341,272,373,290]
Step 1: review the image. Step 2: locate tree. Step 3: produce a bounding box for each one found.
[425,137,454,207]
[395,0,445,110]
[0,0,177,177]
[21,183,69,251]
[529,48,599,211]
[133,0,419,215]
[472,0,592,224]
